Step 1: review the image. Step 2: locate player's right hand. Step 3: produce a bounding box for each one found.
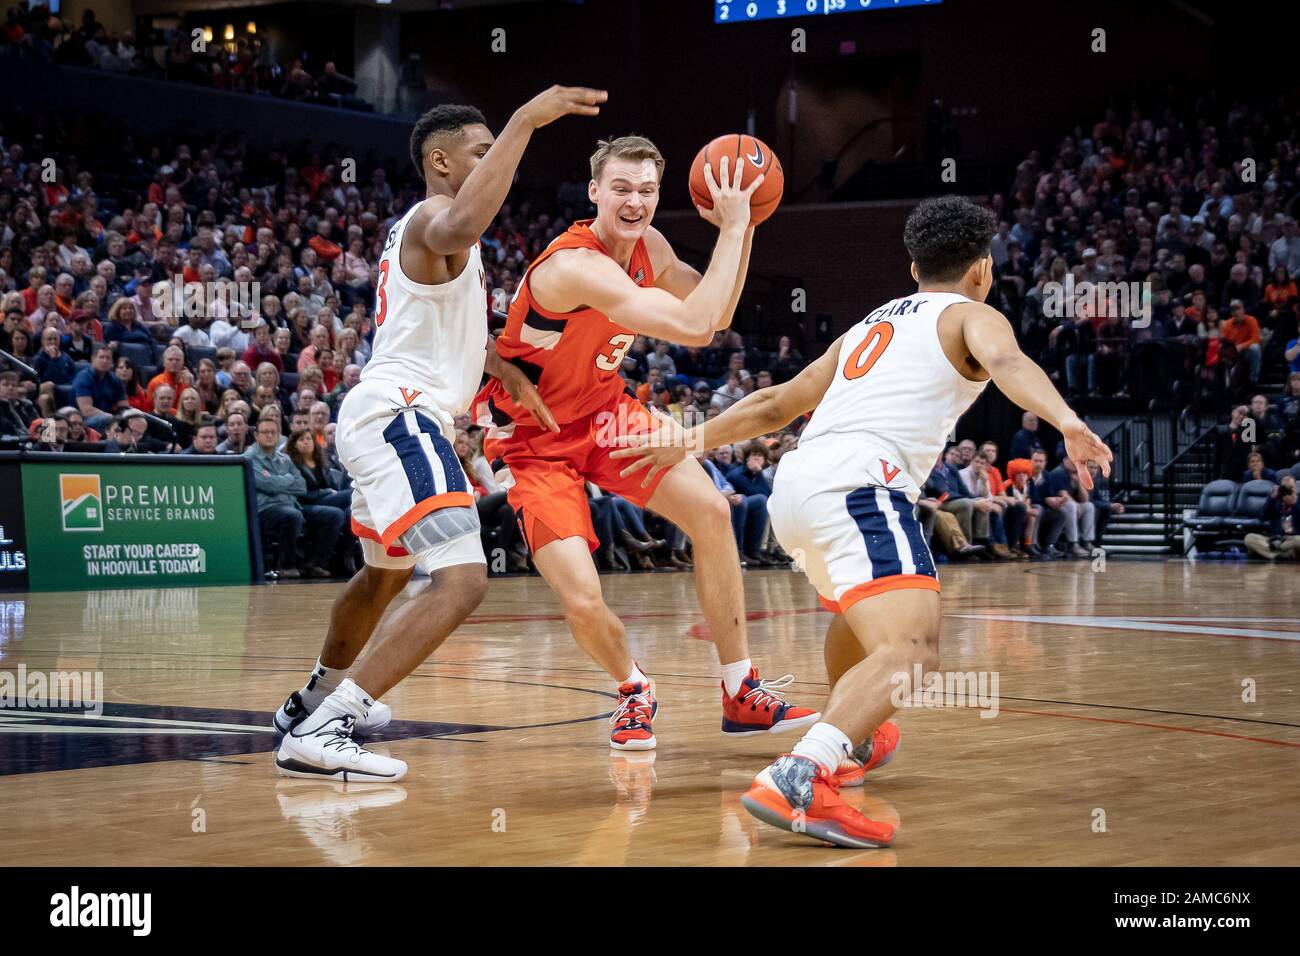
[519,86,608,129]
[1061,416,1113,490]
[696,154,764,231]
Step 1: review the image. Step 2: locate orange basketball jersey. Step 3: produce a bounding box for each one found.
[477,219,655,427]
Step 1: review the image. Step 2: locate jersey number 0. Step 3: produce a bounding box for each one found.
[842,321,894,380]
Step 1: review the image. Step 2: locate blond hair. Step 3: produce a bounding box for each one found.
[589,135,664,184]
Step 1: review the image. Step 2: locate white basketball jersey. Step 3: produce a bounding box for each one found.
[794,291,988,501]
[358,200,489,424]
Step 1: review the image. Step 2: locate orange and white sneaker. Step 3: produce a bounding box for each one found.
[741,754,896,849]
[835,721,901,787]
[610,678,657,751]
[721,669,820,736]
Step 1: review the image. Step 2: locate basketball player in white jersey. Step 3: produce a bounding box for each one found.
[613,195,1113,846]
[275,86,607,781]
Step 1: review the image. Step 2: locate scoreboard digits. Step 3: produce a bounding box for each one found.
[715,0,942,24]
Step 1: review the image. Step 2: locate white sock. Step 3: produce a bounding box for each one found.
[299,658,347,710]
[298,678,374,734]
[619,662,648,689]
[792,722,854,775]
[720,658,752,698]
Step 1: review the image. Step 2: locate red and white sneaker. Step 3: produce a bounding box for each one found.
[721,669,820,736]
[741,754,895,849]
[835,721,901,788]
[610,678,657,751]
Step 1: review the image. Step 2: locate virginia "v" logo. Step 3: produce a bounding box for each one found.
[399,387,422,406]
[880,459,901,483]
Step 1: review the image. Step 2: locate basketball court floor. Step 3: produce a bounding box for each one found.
[1,561,1296,866]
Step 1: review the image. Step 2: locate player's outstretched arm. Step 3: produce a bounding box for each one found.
[610,334,843,485]
[415,85,607,255]
[960,302,1113,489]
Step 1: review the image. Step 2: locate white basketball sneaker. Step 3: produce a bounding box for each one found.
[274,691,392,737]
[275,713,408,782]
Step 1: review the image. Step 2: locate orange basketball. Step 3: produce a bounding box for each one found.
[688,134,784,225]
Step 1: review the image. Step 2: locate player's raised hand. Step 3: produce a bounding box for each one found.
[696,154,764,231]
[611,414,694,488]
[519,85,608,129]
[1061,416,1113,490]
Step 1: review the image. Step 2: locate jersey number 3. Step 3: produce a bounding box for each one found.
[375,261,392,327]
[843,321,894,380]
[596,333,636,372]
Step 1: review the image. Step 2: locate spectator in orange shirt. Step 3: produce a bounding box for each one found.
[53,273,76,319]
[147,345,191,403]
[1222,300,1262,383]
[307,221,343,262]
[635,367,664,404]
[978,440,1007,494]
[20,266,45,315]
[181,247,203,286]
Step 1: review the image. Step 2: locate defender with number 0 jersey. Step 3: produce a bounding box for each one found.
[769,292,989,614]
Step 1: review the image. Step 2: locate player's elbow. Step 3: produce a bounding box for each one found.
[681,326,715,348]
[662,311,714,348]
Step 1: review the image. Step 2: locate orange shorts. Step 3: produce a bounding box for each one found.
[484,391,668,553]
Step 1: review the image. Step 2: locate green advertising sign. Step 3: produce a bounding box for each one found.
[21,460,253,591]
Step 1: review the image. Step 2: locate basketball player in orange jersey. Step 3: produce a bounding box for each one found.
[613,195,1113,846]
[474,136,819,751]
[273,86,604,781]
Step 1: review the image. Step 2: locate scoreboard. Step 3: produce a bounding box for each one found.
[715,0,943,23]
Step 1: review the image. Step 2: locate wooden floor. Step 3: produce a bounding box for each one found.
[1,560,1297,866]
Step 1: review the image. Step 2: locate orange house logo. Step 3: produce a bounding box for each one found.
[60,474,103,532]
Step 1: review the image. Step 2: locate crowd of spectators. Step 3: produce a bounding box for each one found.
[987,91,1300,413]
[1,5,368,110]
[6,81,1300,577]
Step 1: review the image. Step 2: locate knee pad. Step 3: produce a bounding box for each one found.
[398,506,481,552]
[397,506,486,575]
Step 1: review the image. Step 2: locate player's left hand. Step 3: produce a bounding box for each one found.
[695,154,763,231]
[1061,416,1112,490]
[610,415,694,488]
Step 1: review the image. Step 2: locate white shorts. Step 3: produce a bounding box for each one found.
[769,448,938,614]
[336,379,485,572]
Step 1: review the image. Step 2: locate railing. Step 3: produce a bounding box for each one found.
[1097,416,1155,497]
[1160,425,1221,547]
